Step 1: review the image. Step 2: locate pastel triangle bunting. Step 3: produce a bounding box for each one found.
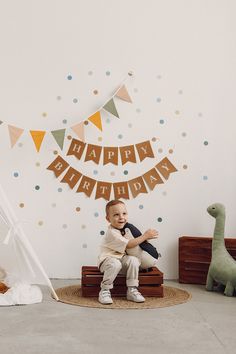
[8,125,24,148]
[71,122,85,141]
[30,130,46,152]
[51,129,66,150]
[115,85,132,103]
[88,111,103,131]
[103,98,119,118]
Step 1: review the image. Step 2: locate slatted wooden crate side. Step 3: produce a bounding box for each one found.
[179,236,236,284]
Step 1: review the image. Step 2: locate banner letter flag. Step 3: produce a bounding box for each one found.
[47,156,69,177]
[88,111,103,131]
[113,182,129,200]
[30,130,46,152]
[8,125,24,148]
[103,146,119,165]
[95,181,112,200]
[77,176,96,197]
[71,122,85,142]
[143,168,164,190]
[67,138,86,160]
[84,144,102,164]
[120,145,136,165]
[128,176,148,198]
[136,140,155,162]
[103,98,119,118]
[51,129,66,150]
[156,157,178,180]
[61,167,82,189]
[115,85,132,103]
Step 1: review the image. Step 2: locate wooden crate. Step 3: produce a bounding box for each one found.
[81,266,163,297]
[179,236,236,284]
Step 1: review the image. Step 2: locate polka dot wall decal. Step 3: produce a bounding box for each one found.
[156,75,162,79]
[84,120,89,125]
[18,143,23,147]
[19,203,24,208]
[94,212,99,217]
[118,134,123,139]
[110,171,115,176]
[158,148,163,153]
[175,110,180,115]
[203,176,208,180]
[157,217,163,222]
[156,97,161,103]
[62,119,67,124]
[152,137,157,142]
[98,137,102,142]
[57,96,62,100]
[76,207,80,212]
[106,71,111,76]
[182,132,187,137]
[124,170,128,175]
[88,70,93,75]
[82,225,86,229]
[159,119,164,124]
[82,243,87,248]
[67,135,72,140]
[36,162,40,167]
[198,112,203,117]
[73,98,78,103]
[53,150,58,155]
[93,170,98,175]
[204,141,208,146]
[183,164,188,169]
[139,205,144,209]
[42,112,47,117]
[106,118,111,123]
[128,123,132,128]
[35,185,40,190]
[58,188,62,192]
[62,224,67,229]
[93,89,98,95]
[178,90,183,95]
[13,172,19,177]
[100,230,105,235]
[38,221,43,226]
[169,149,173,154]
[67,75,72,80]
[52,203,56,207]
[162,191,167,196]
[136,108,141,113]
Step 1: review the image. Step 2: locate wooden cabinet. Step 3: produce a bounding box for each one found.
[179,236,236,284]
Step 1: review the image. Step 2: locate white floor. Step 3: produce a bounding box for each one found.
[1,280,236,354]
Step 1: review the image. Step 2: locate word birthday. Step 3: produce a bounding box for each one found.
[67,138,155,165]
[47,155,178,200]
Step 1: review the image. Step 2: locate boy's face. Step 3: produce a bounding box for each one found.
[106,203,128,229]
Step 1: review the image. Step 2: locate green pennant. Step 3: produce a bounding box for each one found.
[103,98,119,118]
[51,129,66,150]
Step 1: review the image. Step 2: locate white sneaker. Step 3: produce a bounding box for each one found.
[98,289,113,304]
[127,287,145,303]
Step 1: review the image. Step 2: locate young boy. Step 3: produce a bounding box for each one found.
[98,199,159,305]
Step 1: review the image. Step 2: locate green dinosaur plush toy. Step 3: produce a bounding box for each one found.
[206,203,236,296]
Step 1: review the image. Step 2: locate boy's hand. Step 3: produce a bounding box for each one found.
[143,229,159,240]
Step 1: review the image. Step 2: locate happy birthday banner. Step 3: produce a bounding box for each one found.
[47,155,178,200]
[67,138,155,165]
[3,73,133,152]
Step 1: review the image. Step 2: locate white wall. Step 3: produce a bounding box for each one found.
[0,0,235,279]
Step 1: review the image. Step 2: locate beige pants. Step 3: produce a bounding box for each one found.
[99,255,141,290]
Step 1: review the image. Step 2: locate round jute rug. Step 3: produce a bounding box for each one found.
[55,285,191,309]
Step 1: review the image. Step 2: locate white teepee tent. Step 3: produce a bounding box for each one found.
[0,183,59,301]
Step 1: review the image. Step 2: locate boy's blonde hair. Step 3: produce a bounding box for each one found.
[105,200,125,216]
